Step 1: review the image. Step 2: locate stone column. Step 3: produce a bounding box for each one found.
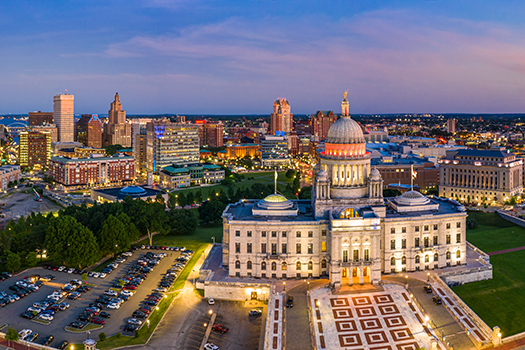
[359,267,364,285]
[492,326,502,347]
[344,164,347,187]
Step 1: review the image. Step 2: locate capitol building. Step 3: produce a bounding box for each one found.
[222,94,467,288]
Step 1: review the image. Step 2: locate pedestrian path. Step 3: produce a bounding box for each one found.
[487,245,525,256]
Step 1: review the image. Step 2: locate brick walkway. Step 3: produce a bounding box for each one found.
[487,246,525,256]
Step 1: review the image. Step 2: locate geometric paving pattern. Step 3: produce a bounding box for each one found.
[311,287,432,350]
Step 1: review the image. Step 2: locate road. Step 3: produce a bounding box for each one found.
[0,248,181,347]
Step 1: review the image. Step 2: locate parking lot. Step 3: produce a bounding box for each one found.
[183,299,265,350]
[0,248,185,348]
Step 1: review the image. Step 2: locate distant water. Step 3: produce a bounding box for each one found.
[0,117,28,127]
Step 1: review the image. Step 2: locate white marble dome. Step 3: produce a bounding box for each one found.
[317,169,329,181]
[257,194,294,210]
[394,190,430,206]
[326,116,365,144]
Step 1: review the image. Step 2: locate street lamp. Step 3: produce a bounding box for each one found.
[424,315,430,327]
[307,281,310,291]
[209,309,213,315]
[147,319,150,329]
[283,281,286,292]
[427,272,430,283]
[405,275,408,288]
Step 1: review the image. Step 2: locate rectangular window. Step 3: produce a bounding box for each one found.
[415,226,420,232]
[262,231,267,237]
[353,249,359,262]
[321,230,327,237]
[433,224,438,230]
[456,222,461,228]
[296,231,301,238]
[296,243,301,254]
[271,243,277,255]
[271,231,277,238]
[321,242,327,252]
[282,231,287,238]
[446,223,451,229]
[282,244,287,254]
[424,225,429,231]
[446,235,451,244]
[247,243,252,254]
[402,239,406,249]
[235,230,240,237]
[235,243,240,253]
[402,227,406,233]
[391,227,395,234]
[261,243,266,254]
[456,233,461,243]
[391,240,395,250]
[308,243,313,254]
[364,249,370,261]
[415,237,420,247]
[247,231,252,238]
[343,250,348,263]
[308,231,313,238]
[433,236,438,246]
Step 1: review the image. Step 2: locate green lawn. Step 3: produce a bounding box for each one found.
[169,171,295,200]
[452,211,525,336]
[466,211,525,252]
[453,250,525,336]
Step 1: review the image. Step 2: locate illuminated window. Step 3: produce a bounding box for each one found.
[296,261,301,270]
[340,208,359,218]
[321,242,327,252]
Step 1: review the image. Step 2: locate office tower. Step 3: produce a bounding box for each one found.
[270,99,293,135]
[132,119,151,161]
[146,119,199,173]
[76,114,91,145]
[19,131,51,168]
[260,135,289,167]
[31,125,58,143]
[447,118,456,134]
[103,93,132,147]
[204,121,224,147]
[311,110,337,142]
[175,115,186,123]
[196,120,206,147]
[53,93,75,142]
[28,111,53,126]
[87,115,103,148]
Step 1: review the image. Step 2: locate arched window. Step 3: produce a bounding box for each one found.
[425,255,429,263]
[434,253,439,262]
[261,261,267,270]
[271,262,276,271]
[402,256,406,265]
[296,261,301,271]
[308,261,313,270]
[340,208,360,218]
[235,260,240,269]
[390,256,395,265]
[446,251,451,260]
[456,250,461,259]
[247,261,252,270]
[415,255,420,264]
[282,262,287,271]
[321,259,327,268]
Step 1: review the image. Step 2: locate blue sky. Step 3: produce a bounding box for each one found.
[2,0,525,114]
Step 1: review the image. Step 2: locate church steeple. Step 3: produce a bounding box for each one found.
[341,91,349,117]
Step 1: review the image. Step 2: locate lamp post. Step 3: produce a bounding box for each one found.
[307,281,310,291]
[498,332,502,350]
[427,272,430,283]
[283,281,286,292]
[405,275,408,289]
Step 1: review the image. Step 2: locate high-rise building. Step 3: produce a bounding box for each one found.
[204,121,224,148]
[103,93,132,147]
[311,110,337,142]
[447,118,456,134]
[260,135,289,167]
[270,99,293,135]
[19,131,51,168]
[87,115,103,149]
[28,111,53,126]
[53,93,75,142]
[146,119,199,173]
[132,118,151,164]
[76,114,92,145]
[31,125,58,143]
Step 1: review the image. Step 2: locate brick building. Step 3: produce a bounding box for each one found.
[0,165,21,190]
[48,155,135,188]
[28,111,53,126]
[311,110,337,142]
[225,143,261,159]
[19,131,51,168]
[87,115,103,148]
[371,157,439,191]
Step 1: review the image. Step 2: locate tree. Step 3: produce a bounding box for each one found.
[218,190,229,205]
[510,196,518,205]
[116,212,140,243]
[286,169,296,179]
[178,193,187,208]
[156,192,165,206]
[198,199,226,225]
[167,193,177,210]
[133,202,168,246]
[99,332,107,342]
[169,210,198,235]
[6,251,20,272]
[99,215,128,255]
[25,251,37,267]
[5,326,19,347]
[466,218,479,230]
[299,186,312,199]
[103,144,123,156]
[293,172,301,194]
[186,192,195,206]
[45,216,100,268]
[195,190,203,204]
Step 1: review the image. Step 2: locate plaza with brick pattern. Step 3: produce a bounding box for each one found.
[310,284,439,350]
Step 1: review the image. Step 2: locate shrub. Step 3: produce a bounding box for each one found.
[99,332,106,341]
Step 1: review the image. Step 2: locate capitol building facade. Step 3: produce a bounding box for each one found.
[222,95,467,288]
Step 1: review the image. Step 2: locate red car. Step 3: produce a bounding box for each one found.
[139,308,150,314]
[212,324,229,334]
[91,317,105,325]
[124,285,137,290]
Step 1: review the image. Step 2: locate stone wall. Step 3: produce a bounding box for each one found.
[203,281,270,301]
[440,265,492,284]
[497,209,525,228]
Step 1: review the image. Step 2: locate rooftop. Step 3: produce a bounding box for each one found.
[454,149,512,158]
[50,155,134,163]
[224,199,315,222]
[93,186,161,200]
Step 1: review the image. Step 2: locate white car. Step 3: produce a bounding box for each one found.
[156,287,167,293]
[204,343,220,350]
[93,272,100,278]
[128,318,142,325]
[18,329,31,339]
[104,290,118,297]
[121,290,133,297]
[208,298,215,305]
[27,306,43,313]
[99,273,107,279]
[39,314,53,321]
[106,303,120,310]
[122,252,133,257]
[67,268,75,274]
[58,266,65,272]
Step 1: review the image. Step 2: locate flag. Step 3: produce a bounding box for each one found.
[412,169,417,179]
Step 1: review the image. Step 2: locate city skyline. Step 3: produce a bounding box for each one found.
[2,1,525,114]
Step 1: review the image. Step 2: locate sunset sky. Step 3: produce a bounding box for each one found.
[2,0,525,114]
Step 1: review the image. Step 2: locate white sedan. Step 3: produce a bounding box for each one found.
[39,314,53,321]
[106,303,120,310]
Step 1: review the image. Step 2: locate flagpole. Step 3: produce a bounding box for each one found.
[274,170,277,194]
[410,164,414,191]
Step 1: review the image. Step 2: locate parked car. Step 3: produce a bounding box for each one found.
[286,296,294,308]
[124,324,139,332]
[208,298,215,305]
[99,311,111,318]
[128,318,142,325]
[26,332,39,342]
[41,335,54,346]
[57,341,69,349]
[249,309,262,317]
[423,284,432,293]
[432,296,443,305]
[69,321,85,329]
[39,314,54,321]
[91,317,105,325]
[204,343,220,350]
[212,324,229,334]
